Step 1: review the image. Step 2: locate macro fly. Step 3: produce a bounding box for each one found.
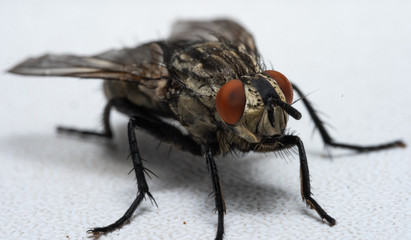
[9,19,405,240]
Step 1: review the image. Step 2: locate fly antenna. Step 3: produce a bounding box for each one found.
[272,98,302,120]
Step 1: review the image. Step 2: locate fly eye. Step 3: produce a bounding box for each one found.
[264,70,293,104]
[216,79,246,125]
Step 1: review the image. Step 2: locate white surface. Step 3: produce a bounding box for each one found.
[1,1,410,240]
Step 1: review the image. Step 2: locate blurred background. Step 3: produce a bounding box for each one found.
[1,1,410,239]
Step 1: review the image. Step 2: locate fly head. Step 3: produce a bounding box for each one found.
[215,70,301,144]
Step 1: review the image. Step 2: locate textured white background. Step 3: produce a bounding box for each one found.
[1,1,410,240]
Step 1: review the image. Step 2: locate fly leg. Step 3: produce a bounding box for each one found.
[57,99,114,138]
[277,135,336,225]
[88,117,156,234]
[292,84,405,152]
[202,145,226,240]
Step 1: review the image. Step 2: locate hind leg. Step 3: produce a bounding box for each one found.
[57,99,114,138]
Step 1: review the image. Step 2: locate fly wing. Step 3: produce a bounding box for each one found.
[169,19,259,59]
[8,42,168,88]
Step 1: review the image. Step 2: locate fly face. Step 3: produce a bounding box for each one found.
[215,70,301,144]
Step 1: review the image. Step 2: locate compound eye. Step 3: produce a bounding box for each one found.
[216,79,246,125]
[264,70,293,104]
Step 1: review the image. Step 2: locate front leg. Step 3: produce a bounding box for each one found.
[292,84,405,152]
[88,117,156,234]
[279,135,336,225]
[202,145,226,240]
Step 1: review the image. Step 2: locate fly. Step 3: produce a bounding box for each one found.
[8,19,405,240]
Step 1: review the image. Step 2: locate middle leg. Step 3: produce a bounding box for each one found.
[88,117,155,234]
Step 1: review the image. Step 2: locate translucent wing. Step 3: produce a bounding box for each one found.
[9,42,168,88]
[169,19,259,59]
[9,19,258,86]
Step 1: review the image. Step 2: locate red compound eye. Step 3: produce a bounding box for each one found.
[216,79,246,125]
[264,70,293,104]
